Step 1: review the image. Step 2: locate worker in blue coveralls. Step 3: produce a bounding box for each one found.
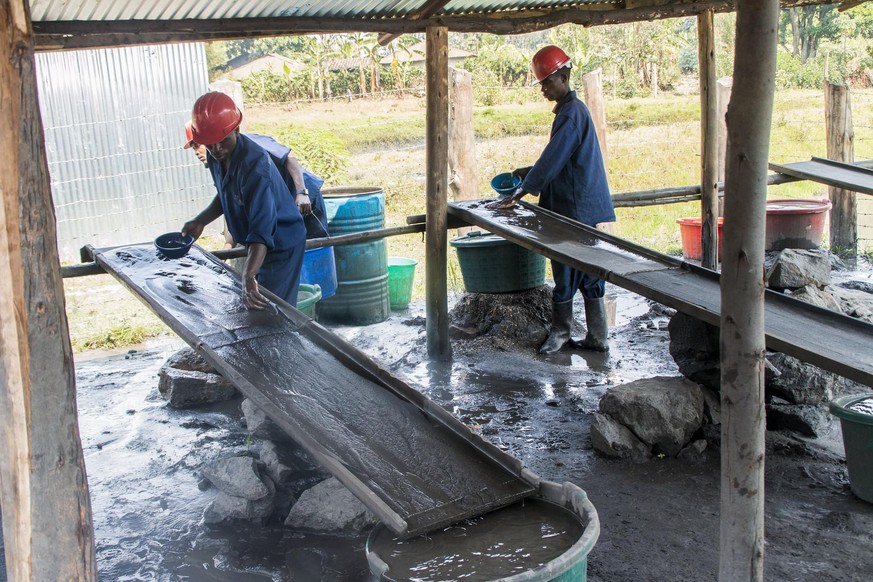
[185,122,330,240]
[181,92,307,310]
[488,46,616,354]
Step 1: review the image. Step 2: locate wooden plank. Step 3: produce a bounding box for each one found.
[769,157,873,196]
[0,1,96,579]
[448,200,873,388]
[93,244,536,538]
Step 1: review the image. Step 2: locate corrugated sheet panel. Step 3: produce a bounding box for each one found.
[35,44,216,262]
[29,0,614,21]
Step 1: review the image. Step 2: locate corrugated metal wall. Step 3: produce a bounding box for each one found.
[35,43,215,262]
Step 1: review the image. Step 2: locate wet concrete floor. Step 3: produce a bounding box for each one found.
[2,282,873,580]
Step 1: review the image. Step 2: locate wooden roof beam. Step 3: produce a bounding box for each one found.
[378,0,454,46]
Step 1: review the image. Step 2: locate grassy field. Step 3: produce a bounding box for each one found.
[64,87,873,352]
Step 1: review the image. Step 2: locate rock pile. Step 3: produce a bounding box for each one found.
[157,347,237,408]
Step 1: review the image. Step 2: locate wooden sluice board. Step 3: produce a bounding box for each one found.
[94,244,537,538]
[449,200,873,388]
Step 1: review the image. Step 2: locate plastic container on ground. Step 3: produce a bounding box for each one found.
[319,187,389,325]
[450,230,546,293]
[829,393,873,504]
[387,257,417,310]
[296,284,322,319]
[366,480,600,582]
[676,217,723,261]
[301,246,337,300]
[764,198,832,251]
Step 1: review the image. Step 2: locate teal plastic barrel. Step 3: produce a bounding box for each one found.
[319,187,389,324]
[366,480,600,581]
[296,284,322,319]
[830,393,873,503]
[450,230,546,293]
[387,257,417,310]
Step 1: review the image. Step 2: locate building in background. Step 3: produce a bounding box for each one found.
[35,43,216,262]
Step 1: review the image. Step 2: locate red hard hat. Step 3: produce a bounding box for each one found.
[191,92,242,145]
[183,121,194,149]
[531,45,572,84]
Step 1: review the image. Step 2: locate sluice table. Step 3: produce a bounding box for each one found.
[95,244,537,538]
[449,200,873,387]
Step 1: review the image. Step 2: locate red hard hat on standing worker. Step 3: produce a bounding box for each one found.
[531,45,572,84]
[190,92,242,146]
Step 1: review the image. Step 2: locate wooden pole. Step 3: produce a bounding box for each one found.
[717,77,733,216]
[719,1,777,580]
[0,1,97,579]
[825,82,856,258]
[582,68,609,173]
[425,26,451,360]
[449,66,478,237]
[698,9,719,270]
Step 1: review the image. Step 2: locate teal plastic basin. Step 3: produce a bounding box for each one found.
[830,393,873,503]
[450,230,546,293]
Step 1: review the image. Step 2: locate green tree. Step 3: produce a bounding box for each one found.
[780,5,840,63]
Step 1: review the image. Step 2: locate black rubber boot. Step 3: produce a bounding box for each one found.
[539,299,573,354]
[571,297,609,352]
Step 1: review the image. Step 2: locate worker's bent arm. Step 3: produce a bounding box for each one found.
[285,152,311,215]
[183,194,224,239]
[241,242,269,310]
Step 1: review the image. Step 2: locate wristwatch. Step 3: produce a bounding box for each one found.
[298,187,309,196]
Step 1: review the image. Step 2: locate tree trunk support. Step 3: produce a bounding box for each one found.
[0,1,97,579]
[449,66,478,237]
[698,9,719,270]
[425,26,451,360]
[583,68,609,173]
[716,77,733,216]
[719,1,777,580]
[825,82,856,259]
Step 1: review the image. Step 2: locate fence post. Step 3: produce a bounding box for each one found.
[582,67,608,173]
[825,82,856,259]
[717,77,733,216]
[698,9,719,270]
[448,67,478,206]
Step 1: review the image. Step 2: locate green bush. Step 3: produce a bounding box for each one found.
[273,127,350,183]
[241,71,290,103]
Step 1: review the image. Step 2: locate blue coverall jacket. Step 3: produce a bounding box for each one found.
[206,134,306,305]
[521,90,616,301]
[247,134,330,239]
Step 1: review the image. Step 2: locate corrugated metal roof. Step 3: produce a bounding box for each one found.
[29,0,618,22]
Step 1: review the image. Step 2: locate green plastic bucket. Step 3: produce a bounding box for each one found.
[366,480,599,581]
[450,230,546,293]
[296,283,322,319]
[387,257,417,310]
[830,393,873,503]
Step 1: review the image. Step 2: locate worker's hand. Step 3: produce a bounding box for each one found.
[485,188,524,210]
[241,276,269,310]
[296,193,312,215]
[511,166,532,180]
[182,220,205,240]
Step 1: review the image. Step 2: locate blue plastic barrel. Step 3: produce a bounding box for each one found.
[318,187,389,325]
[301,246,337,300]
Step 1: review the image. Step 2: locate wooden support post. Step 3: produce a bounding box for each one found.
[582,68,609,173]
[448,67,478,210]
[825,82,856,258]
[0,1,97,580]
[717,77,733,216]
[425,26,451,360]
[719,1,777,580]
[698,9,719,270]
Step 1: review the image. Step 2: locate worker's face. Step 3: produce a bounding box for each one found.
[540,71,570,102]
[205,129,239,164]
[191,142,208,166]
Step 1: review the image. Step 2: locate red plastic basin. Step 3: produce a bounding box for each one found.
[764,198,831,251]
[677,217,723,261]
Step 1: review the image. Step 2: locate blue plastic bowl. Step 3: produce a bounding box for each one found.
[490,172,521,197]
[154,232,194,259]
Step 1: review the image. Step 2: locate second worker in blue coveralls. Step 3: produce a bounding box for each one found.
[182,92,307,310]
[489,46,616,354]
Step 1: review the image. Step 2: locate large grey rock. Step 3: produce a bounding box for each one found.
[157,366,237,408]
[284,477,377,532]
[163,346,217,374]
[241,398,294,443]
[766,248,831,290]
[668,312,720,392]
[765,352,839,405]
[590,413,652,461]
[599,377,704,457]
[830,285,873,323]
[203,476,276,524]
[766,402,830,437]
[786,285,844,313]
[201,456,271,500]
[700,386,721,425]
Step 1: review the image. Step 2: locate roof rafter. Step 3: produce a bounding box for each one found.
[32,0,839,52]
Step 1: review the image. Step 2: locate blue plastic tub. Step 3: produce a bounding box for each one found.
[301,246,337,300]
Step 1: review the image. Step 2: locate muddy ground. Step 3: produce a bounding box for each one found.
[2,283,872,581]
